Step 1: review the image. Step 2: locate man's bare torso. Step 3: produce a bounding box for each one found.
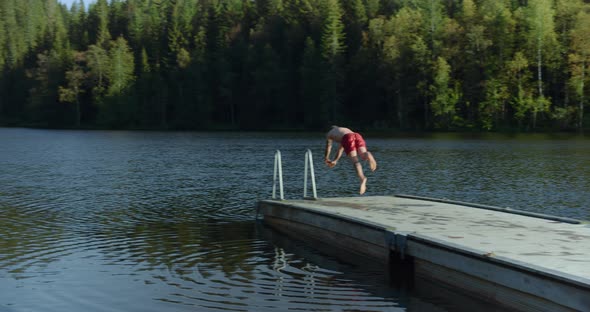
[326,126,353,143]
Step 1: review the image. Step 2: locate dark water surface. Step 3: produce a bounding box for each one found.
[1,128,589,311]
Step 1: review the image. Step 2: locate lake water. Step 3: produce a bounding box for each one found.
[1,128,589,311]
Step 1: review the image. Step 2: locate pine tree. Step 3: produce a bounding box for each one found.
[320,0,345,60]
[69,0,89,50]
[342,0,367,55]
[90,0,111,46]
[127,0,144,48]
[107,36,134,96]
[23,0,45,53]
[45,0,70,55]
[28,49,65,125]
[247,43,282,127]
[2,0,25,68]
[365,0,380,19]
[0,6,6,74]
[300,37,326,128]
[319,0,346,122]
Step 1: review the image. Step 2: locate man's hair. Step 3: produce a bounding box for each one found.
[331,125,338,129]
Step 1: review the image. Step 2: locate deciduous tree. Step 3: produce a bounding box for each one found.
[59,51,86,127]
[525,0,559,128]
[430,56,461,129]
[569,11,590,130]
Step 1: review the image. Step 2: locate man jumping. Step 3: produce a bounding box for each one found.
[324,126,377,195]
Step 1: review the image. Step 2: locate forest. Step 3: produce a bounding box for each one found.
[0,0,589,131]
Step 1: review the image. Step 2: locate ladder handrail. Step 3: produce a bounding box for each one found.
[304,149,317,199]
[272,150,284,200]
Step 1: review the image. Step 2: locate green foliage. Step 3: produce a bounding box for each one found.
[552,105,577,129]
[480,78,509,130]
[365,0,380,18]
[107,36,134,96]
[58,52,85,127]
[568,10,590,130]
[69,0,89,50]
[1,0,590,131]
[513,86,535,121]
[27,49,66,125]
[429,56,461,128]
[58,67,84,104]
[320,0,345,61]
[90,0,111,46]
[524,0,559,128]
[414,0,446,59]
[0,7,5,73]
[86,44,109,97]
[301,37,326,128]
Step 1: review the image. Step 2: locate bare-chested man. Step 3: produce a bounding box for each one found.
[324,126,377,195]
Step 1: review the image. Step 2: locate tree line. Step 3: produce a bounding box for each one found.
[0,0,589,131]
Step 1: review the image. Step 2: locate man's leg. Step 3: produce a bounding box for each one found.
[358,147,377,172]
[348,151,367,195]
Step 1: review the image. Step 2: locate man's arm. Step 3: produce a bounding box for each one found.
[324,138,333,162]
[327,145,344,168]
[333,145,344,162]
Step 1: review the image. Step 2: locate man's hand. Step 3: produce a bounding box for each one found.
[325,159,337,168]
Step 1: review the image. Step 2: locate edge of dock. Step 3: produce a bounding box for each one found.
[256,195,590,312]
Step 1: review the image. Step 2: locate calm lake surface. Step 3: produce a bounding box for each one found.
[1,128,589,311]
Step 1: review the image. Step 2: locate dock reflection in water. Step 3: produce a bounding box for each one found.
[1,203,405,311]
[0,199,506,312]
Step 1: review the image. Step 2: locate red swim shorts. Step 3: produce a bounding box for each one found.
[341,132,366,155]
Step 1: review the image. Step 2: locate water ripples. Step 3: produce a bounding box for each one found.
[1,200,401,311]
[140,235,402,311]
[2,129,589,311]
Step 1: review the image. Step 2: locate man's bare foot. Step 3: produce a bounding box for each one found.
[360,177,367,195]
[368,154,377,172]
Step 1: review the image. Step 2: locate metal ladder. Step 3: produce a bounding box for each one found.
[272,150,284,200]
[272,149,317,200]
[303,149,317,199]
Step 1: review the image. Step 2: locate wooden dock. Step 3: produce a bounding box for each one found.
[256,195,590,312]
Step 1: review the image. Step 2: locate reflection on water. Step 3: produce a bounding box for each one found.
[0,206,403,311]
[1,128,589,311]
